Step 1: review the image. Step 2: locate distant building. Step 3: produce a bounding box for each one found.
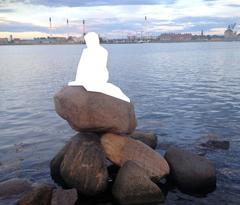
[191,30,208,41]
[160,33,192,42]
[13,38,21,44]
[68,36,84,44]
[127,35,137,41]
[10,35,13,42]
[33,37,49,44]
[47,36,67,43]
[224,25,237,41]
[126,35,139,43]
[0,38,8,44]
[210,35,224,41]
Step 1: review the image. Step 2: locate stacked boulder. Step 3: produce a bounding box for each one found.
[50,86,169,204]
[53,86,136,133]
[30,85,217,205]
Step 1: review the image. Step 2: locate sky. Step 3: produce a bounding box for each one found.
[0,0,240,39]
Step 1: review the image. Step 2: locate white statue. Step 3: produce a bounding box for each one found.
[68,32,130,102]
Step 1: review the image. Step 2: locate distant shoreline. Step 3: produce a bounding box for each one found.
[1,40,239,46]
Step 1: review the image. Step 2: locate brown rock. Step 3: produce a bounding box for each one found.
[51,188,78,205]
[50,139,72,188]
[129,130,158,149]
[101,133,169,178]
[17,184,53,205]
[197,134,230,150]
[0,178,32,198]
[60,133,108,196]
[54,86,137,134]
[112,161,164,205]
[164,146,216,193]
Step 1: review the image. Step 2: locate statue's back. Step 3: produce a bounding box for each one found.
[76,46,109,84]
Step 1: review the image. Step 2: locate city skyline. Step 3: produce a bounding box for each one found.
[0,0,240,39]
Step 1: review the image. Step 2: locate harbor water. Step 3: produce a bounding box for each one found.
[0,42,240,204]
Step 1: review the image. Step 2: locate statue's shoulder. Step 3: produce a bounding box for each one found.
[82,48,90,56]
[100,46,108,54]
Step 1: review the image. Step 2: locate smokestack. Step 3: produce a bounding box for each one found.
[49,17,52,37]
[83,19,86,36]
[67,19,69,38]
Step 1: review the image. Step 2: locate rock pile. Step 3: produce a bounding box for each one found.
[51,86,169,204]
[16,86,217,205]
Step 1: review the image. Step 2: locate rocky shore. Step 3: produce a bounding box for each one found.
[0,86,217,205]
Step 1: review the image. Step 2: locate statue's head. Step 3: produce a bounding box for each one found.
[84,32,100,48]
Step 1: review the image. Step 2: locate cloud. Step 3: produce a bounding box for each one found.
[0,19,48,32]
[1,0,240,38]
[174,16,238,25]
[172,16,240,33]
[208,27,226,35]
[0,0,176,7]
[0,8,15,12]
[29,0,176,7]
[0,31,49,38]
[227,4,240,7]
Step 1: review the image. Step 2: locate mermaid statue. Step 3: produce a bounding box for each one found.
[68,32,130,102]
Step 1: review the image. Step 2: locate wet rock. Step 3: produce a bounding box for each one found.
[205,140,230,149]
[17,184,53,205]
[0,178,32,198]
[197,134,230,150]
[51,188,78,205]
[128,130,157,149]
[54,86,137,134]
[101,133,169,178]
[112,161,164,205]
[60,133,108,196]
[50,139,72,188]
[164,146,216,193]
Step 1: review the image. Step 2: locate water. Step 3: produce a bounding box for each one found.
[0,42,240,204]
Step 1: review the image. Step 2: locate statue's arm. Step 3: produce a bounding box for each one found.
[102,48,108,67]
[77,49,87,69]
[75,49,87,81]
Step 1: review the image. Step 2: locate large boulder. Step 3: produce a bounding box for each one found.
[0,178,32,199]
[54,86,137,134]
[101,133,169,178]
[128,130,158,149]
[112,161,164,205]
[164,146,216,193]
[55,133,108,196]
[50,139,73,188]
[17,184,53,205]
[51,188,78,205]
